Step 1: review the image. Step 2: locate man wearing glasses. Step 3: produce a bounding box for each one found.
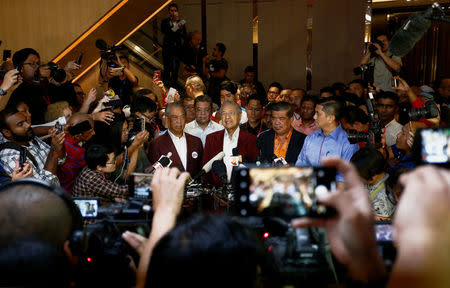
[184,95,223,147]
[147,102,203,176]
[10,48,79,125]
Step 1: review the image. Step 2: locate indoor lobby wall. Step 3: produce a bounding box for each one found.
[0,0,120,62]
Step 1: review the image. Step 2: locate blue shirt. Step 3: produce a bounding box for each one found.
[295,125,359,182]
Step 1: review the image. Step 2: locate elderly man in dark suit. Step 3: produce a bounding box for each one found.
[147,102,202,176]
[257,102,306,165]
[203,101,258,185]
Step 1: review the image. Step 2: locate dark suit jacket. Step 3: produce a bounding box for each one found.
[147,132,203,176]
[202,129,258,185]
[257,129,306,165]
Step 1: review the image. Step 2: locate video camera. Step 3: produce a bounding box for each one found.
[409,100,440,121]
[95,38,124,68]
[348,95,383,148]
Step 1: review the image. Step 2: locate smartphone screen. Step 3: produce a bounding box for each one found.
[374,223,393,242]
[420,128,450,166]
[236,166,336,220]
[74,198,99,218]
[130,173,153,199]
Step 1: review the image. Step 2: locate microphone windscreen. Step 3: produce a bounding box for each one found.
[159,157,170,167]
[212,160,227,181]
[95,39,108,50]
[388,12,431,57]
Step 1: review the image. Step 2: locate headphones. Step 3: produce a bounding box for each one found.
[0,178,86,254]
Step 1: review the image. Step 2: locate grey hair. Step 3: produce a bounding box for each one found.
[219,101,242,116]
[165,102,185,116]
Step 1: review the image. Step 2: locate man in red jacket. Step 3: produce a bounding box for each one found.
[202,101,258,185]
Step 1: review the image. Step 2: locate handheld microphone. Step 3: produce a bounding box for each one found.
[148,152,172,174]
[189,151,225,183]
[212,160,228,184]
[232,147,239,156]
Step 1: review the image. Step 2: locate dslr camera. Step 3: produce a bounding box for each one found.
[369,39,384,54]
[95,38,124,68]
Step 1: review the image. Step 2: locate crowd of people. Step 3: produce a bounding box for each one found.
[0,2,449,287]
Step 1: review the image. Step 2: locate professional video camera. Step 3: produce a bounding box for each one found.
[348,95,383,148]
[95,38,124,68]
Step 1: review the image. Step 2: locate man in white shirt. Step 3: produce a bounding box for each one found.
[376,91,402,146]
[184,95,223,147]
[147,102,203,176]
[202,101,258,185]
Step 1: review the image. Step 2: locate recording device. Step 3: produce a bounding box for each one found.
[348,95,383,148]
[74,198,99,218]
[147,152,173,174]
[19,147,26,171]
[76,52,83,65]
[44,62,66,83]
[55,122,63,134]
[391,77,399,88]
[236,166,337,220]
[375,223,393,242]
[368,39,384,54]
[140,116,146,131]
[412,127,450,168]
[353,63,375,86]
[103,98,122,109]
[129,173,153,199]
[165,87,177,103]
[212,160,228,184]
[95,38,124,68]
[190,151,225,184]
[153,70,161,81]
[3,49,11,62]
[409,100,439,121]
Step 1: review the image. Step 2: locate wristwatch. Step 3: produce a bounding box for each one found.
[0,88,6,96]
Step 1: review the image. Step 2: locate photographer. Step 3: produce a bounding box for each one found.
[9,48,79,125]
[359,34,402,92]
[100,51,138,106]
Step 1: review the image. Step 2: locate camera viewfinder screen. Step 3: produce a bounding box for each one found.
[421,129,450,164]
[74,199,98,218]
[133,173,153,199]
[248,167,336,219]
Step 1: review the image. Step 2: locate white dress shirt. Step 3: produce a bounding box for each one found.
[184,120,224,147]
[168,130,187,170]
[223,127,240,182]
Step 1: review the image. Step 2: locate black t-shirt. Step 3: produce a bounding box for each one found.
[108,76,137,106]
[240,121,268,136]
[9,80,77,125]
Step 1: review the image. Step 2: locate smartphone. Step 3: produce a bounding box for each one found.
[154,70,161,81]
[391,78,399,88]
[129,173,153,200]
[55,122,63,134]
[141,116,146,132]
[19,148,26,171]
[374,223,393,242]
[235,166,337,220]
[3,50,11,62]
[413,128,450,168]
[73,198,99,218]
[76,53,83,65]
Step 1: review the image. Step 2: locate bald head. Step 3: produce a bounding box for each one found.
[0,183,74,248]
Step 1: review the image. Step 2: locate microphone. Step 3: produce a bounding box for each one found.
[147,152,172,174]
[95,39,108,51]
[232,147,239,156]
[189,151,225,183]
[212,160,228,184]
[388,8,432,57]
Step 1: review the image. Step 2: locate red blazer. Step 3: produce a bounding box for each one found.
[147,132,203,176]
[202,129,258,185]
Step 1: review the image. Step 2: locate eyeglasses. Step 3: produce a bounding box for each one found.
[23,62,40,68]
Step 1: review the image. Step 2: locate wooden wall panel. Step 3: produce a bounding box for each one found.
[0,0,120,62]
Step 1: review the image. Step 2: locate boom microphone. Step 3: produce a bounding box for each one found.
[189,152,225,183]
[95,39,108,51]
[388,8,432,57]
